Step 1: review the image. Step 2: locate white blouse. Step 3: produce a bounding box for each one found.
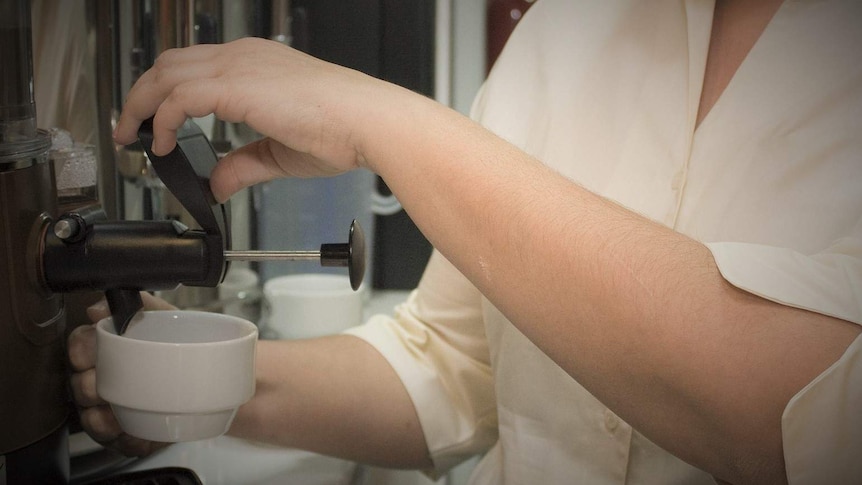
[347,0,862,483]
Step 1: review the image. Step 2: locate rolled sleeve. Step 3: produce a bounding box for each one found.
[344,250,498,476]
[707,238,862,324]
[706,238,862,484]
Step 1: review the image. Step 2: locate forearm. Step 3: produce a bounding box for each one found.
[228,335,432,469]
[360,91,860,483]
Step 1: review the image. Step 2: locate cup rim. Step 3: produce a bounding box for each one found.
[263,273,361,297]
[96,310,258,348]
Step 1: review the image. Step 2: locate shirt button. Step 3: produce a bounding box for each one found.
[604,409,620,432]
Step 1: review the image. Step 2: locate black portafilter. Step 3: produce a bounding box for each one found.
[41,118,365,334]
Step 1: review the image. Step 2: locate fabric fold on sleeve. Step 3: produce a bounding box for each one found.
[344,251,498,477]
[706,238,862,325]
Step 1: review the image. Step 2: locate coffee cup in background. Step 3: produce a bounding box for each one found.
[218,266,261,322]
[255,169,400,288]
[96,311,257,442]
[262,274,364,340]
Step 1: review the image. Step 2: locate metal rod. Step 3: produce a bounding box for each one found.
[224,250,320,261]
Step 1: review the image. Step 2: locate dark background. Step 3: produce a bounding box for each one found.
[260,0,437,290]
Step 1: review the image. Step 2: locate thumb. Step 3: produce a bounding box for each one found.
[210,138,287,203]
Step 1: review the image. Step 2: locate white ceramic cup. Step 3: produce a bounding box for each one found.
[262,274,363,340]
[96,311,258,442]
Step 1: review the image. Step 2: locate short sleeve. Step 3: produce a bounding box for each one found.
[706,238,862,484]
[782,334,862,484]
[344,250,498,476]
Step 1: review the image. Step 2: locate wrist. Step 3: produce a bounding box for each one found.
[353,82,448,175]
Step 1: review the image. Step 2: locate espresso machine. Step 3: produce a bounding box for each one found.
[0,1,364,483]
[0,1,69,481]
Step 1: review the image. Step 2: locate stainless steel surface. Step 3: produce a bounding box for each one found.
[271,0,291,44]
[156,0,196,53]
[54,219,79,240]
[0,133,50,171]
[0,0,37,144]
[88,0,121,220]
[225,250,322,261]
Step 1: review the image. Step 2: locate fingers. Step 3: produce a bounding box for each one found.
[69,324,106,433]
[85,298,110,323]
[211,138,342,202]
[210,138,289,202]
[70,368,105,407]
[152,79,243,155]
[79,405,169,457]
[68,325,105,409]
[114,44,222,152]
[117,79,229,156]
[70,293,176,410]
[78,406,167,457]
[79,402,170,457]
[141,291,178,311]
[68,324,98,372]
[114,38,302,155]
[71,292,176,458]
[114,36,369,192]
[79,405,124,443]
[70,292,177,384]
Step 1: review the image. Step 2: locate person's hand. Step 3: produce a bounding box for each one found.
[112,37,411,202]
[68,292,176,457]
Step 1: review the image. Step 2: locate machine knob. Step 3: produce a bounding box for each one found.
[52,206,107,243]
[320,219,366,291]
[53,218,80,241]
